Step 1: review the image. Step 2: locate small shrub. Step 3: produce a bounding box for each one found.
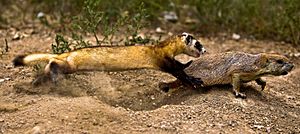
[51,34,71,54]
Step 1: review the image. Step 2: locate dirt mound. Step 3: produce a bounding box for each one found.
[0,33,299,133]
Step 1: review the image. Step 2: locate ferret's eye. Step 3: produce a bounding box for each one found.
[195,42,202,50]
[276,60,284,64]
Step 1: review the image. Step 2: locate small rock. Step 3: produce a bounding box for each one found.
[155,27,165,34]
[185,18,198,24]
[266,127,271,133]
[29,126,41,134]
[12,32,28,40]
[228,120,237,127]
[12,33,21,40]
[0,78,10,83]
[92,119,99,125]
[287,95,295,100]
[5,65,13,69]
[294,53,300,57]
[232,33,241,40]
[0,118,4,122]
[163,11,178,23]
[167,32,173,36]
[37,12,45,18]
[253,125,264,129]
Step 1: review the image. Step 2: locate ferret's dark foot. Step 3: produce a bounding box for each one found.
[31,75,50,86]
[234,92,247,99]
[187,76,203,89]
[159,82,170,92]
[181,60,193,69]
[49,62,60,85]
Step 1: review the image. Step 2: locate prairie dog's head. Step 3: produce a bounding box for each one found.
[262,54,294,76]
[181,32,206,57]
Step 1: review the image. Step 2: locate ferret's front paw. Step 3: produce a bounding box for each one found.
[235,92,247,99]
[188,77,203,89]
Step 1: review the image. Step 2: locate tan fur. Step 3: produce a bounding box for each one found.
[21,36,187,72]
[162,52,294,98]
[13,34,206,85]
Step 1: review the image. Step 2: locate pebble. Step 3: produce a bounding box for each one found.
[30,126,41,134]
[253,125,264,129]
[155,27,165,34]
[0,78,10,83]
[232,33,241,40]
[294,53,300,57]
[163,11,178,23]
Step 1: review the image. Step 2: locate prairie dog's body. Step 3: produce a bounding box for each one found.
[13,33,206,86]
[161,52,294,98]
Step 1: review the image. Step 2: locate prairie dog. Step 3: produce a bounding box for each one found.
[160,52,294,98]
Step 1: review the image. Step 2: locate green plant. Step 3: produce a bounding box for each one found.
[71,0,103,45]
[124,2,151,46]
[194,0,300,45]
[51,34,71,54]
[71,33,91,49]
[71,1,155,46]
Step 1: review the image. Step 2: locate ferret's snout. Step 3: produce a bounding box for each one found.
[202,48,207,54]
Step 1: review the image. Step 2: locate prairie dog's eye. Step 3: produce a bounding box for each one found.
[276,60,284,64]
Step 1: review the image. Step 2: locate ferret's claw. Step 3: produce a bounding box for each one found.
[188,77,203,89]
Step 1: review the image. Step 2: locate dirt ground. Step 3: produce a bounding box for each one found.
[0,28,299,134]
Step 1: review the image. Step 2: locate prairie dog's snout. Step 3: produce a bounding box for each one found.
[282,62,294,75]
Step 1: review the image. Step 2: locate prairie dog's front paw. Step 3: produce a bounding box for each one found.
[234,92,247,99]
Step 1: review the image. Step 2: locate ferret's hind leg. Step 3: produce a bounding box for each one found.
[49,62,60,85]
[31,74,51,86]
[32,58,70,86]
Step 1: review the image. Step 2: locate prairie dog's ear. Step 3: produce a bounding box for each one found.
[257,53,269,67]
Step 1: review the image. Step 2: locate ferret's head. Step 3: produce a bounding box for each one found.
[262,54,294,76]
[181,32,206,57]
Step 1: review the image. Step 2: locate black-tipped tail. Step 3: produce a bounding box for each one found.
[13,55,26,66]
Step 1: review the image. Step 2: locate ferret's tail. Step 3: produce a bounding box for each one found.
[13,54,58,66]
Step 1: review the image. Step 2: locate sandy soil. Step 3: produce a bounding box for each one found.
[0,28,299,134]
